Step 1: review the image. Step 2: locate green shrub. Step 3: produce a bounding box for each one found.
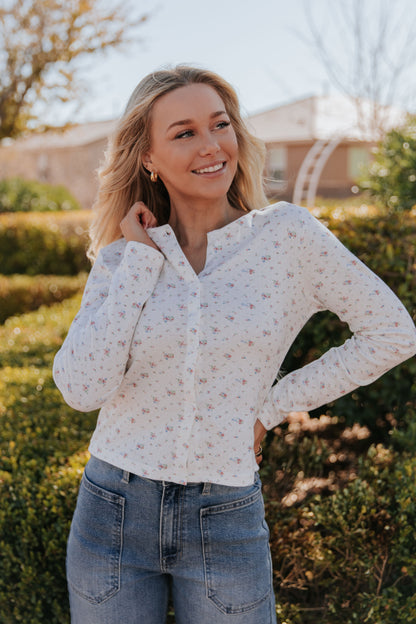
[0,447,88,624]
[0,297,97,623]
[0,273,87,323]
[267,442,416,623]
[0,292,81,368]
[0,211,91,275]
[390,407,416,453]
[0,177,80,213]
[359,116,416,212]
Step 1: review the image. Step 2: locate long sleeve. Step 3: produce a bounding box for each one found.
[53,239,164,412]
[259,207,416,430]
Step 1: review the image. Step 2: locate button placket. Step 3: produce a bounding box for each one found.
[146,221,249,481]
[147,225,202,477]
[179,277,201,475]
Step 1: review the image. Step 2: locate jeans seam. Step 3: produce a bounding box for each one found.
[199,507,210,605]
[201,487,262,516]
[159,483,166,572]
[177,485,184,562]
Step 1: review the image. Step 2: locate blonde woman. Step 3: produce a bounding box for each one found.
[53,66,416,624]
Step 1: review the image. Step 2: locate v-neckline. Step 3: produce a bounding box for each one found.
[146,209,255,280]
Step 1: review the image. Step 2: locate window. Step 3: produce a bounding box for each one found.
[267,146,287,182]
[348,146,370,180]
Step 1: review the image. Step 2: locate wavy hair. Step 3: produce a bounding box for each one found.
[88,65,267,260]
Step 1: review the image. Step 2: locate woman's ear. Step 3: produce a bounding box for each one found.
[142,152,153,173]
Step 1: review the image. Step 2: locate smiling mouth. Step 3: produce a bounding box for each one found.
[192,162,225,174]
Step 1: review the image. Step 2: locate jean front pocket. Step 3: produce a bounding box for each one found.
[66,472,125,604]
[200,487,273,615]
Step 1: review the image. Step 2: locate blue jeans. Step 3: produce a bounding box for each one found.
[67,456,277,623]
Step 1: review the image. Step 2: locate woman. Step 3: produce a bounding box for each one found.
[53,66,416,624]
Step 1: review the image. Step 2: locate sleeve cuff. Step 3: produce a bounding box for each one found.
[258,387,288,430]
[125,240,164,261]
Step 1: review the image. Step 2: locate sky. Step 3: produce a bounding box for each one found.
[53,0,331,124]
[52,0,416,126]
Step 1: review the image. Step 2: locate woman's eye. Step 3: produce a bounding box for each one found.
[216,120,231,130]
[174,121,230,139]
[175,130,194,139]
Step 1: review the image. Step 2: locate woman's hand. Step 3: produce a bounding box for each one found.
[120,202,160,251]
[254,418,267,465]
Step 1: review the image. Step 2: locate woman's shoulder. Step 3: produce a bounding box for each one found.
[254,201,317,231]
[258,201,311,220]
[94,238,127,270]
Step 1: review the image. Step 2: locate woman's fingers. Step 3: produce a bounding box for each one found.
[254,418,267,464]
[120,203,160,251]
[141,211,157,230]
[128,202,151,228]
[139,205,158,230]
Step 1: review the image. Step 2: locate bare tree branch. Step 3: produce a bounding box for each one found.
[301,0,416,138]
[0,0,148,139]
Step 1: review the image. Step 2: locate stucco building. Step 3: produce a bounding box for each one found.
[247,94,406,204]
[0,120,116,209]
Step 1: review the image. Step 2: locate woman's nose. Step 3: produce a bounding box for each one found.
[198,133,220,156]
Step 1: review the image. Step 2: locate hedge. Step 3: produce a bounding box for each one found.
[0,177,80,213]
[0,211,91,275]
[358,116,416,212]
[266,444,416,623]
[0,297,96,623]
[0,273,87,323]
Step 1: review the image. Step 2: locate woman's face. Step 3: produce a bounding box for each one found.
[144,83,238,206]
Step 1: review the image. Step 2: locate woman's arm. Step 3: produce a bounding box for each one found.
[53,239,164,412]
[259,206,416,430]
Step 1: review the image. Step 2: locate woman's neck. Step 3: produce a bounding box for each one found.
[168,197,244,249]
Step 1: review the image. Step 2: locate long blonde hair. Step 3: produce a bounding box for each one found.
[88,65,268,260]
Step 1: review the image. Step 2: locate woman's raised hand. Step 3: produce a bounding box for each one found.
[120,202,160,251]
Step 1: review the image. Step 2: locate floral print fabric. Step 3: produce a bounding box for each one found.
[53,203,416,485]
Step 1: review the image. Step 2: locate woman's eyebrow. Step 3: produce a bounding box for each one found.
[166,110,227,132]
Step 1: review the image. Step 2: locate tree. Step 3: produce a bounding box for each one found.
[0,0,147,140]
[301,0,416,138]
[359,115,416,211]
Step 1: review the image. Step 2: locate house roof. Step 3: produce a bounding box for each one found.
[246,94,407,143]
[2,119,117,150]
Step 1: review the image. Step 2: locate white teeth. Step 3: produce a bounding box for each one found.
[194,163,224,174]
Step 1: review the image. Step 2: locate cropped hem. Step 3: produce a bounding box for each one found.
[87,449,259,488]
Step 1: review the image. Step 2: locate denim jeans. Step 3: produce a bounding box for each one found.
[67,456,277,623]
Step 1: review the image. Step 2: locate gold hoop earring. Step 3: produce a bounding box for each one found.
[150,171,158,183]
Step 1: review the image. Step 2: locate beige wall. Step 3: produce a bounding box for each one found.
[266,141,375,201]
[0,138,108,209]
